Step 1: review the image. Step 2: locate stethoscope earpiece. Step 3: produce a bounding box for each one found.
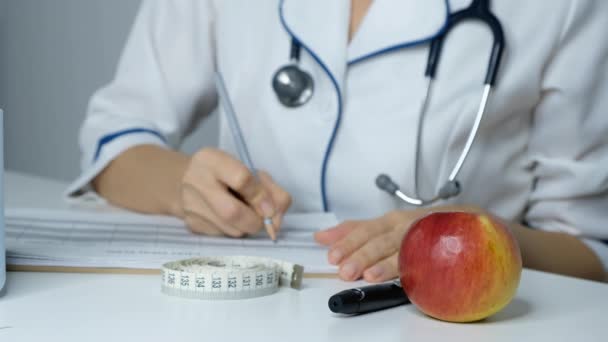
[272,64,314,108]
[438,180,461,199]
[376,174,461,206]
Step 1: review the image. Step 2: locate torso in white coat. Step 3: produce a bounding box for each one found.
[72,0,608,239]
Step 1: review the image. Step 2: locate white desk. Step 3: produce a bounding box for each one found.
[2,171,608,341]
[1,270,607,341]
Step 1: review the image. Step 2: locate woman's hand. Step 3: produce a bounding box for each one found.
[314,205,483,283]
[179,148,292,237]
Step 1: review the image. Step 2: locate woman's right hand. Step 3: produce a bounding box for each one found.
[179,148,292,238]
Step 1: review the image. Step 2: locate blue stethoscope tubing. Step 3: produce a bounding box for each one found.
[276,0,505,212]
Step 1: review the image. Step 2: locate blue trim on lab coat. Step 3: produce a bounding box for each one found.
[279,0,344,212]
[278,0,450,212]
[93,128,166,162]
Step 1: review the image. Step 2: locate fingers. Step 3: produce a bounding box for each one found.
[197,181,264,235]
[314,224,357,246]
[203,149,277,220]
[258,172,292,233]
[319,211,415,282]
[326,219,391,265]
[181,184,250,238]
[337,229,402,281]
[181,148,292,238]
[362,254,399,283]
[183,209,223,237]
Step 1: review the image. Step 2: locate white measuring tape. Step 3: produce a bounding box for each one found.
[161,256,304,300]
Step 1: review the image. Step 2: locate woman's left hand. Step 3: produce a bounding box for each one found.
[314,205,483,283]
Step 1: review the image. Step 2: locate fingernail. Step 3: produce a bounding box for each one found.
[365,265,384,280]
[260,200,275,217]
[329,250,343,264]
[340,262,359,280]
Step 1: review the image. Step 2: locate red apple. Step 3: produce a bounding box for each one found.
[399,212,522,322]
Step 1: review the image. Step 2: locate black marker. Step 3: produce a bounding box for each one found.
[328,280,410,315]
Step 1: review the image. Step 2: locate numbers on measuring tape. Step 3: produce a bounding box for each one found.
[212,276,222,289]
[243,275,251,288]
[196,276,206,289]
[161,257,303,299]
[180,274,190,287]
[168,272,176,285]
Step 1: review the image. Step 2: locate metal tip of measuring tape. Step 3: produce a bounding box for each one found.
[290,264,304,289]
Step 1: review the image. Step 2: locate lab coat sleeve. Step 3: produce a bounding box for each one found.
[525,0,608,271]
[66,0,217,197]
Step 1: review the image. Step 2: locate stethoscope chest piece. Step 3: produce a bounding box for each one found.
[272,64,314,107]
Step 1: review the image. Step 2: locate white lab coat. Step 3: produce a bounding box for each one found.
[68,0,608,266]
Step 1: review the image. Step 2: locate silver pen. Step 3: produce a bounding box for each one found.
[213,72,277,241]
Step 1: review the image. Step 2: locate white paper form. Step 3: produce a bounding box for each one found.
[5,208,339,273]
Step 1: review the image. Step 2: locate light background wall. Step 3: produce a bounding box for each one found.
[0,0,218,181]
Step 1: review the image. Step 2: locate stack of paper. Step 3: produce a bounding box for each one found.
[5,208,339,274]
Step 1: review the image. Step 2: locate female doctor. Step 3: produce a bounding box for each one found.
[69,0,608,282]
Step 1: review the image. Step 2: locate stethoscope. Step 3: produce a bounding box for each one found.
[272,0,505,207]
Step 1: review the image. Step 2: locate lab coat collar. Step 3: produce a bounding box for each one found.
[347,0,450,64]
[279,0,350,94]
[280,0,450,76]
